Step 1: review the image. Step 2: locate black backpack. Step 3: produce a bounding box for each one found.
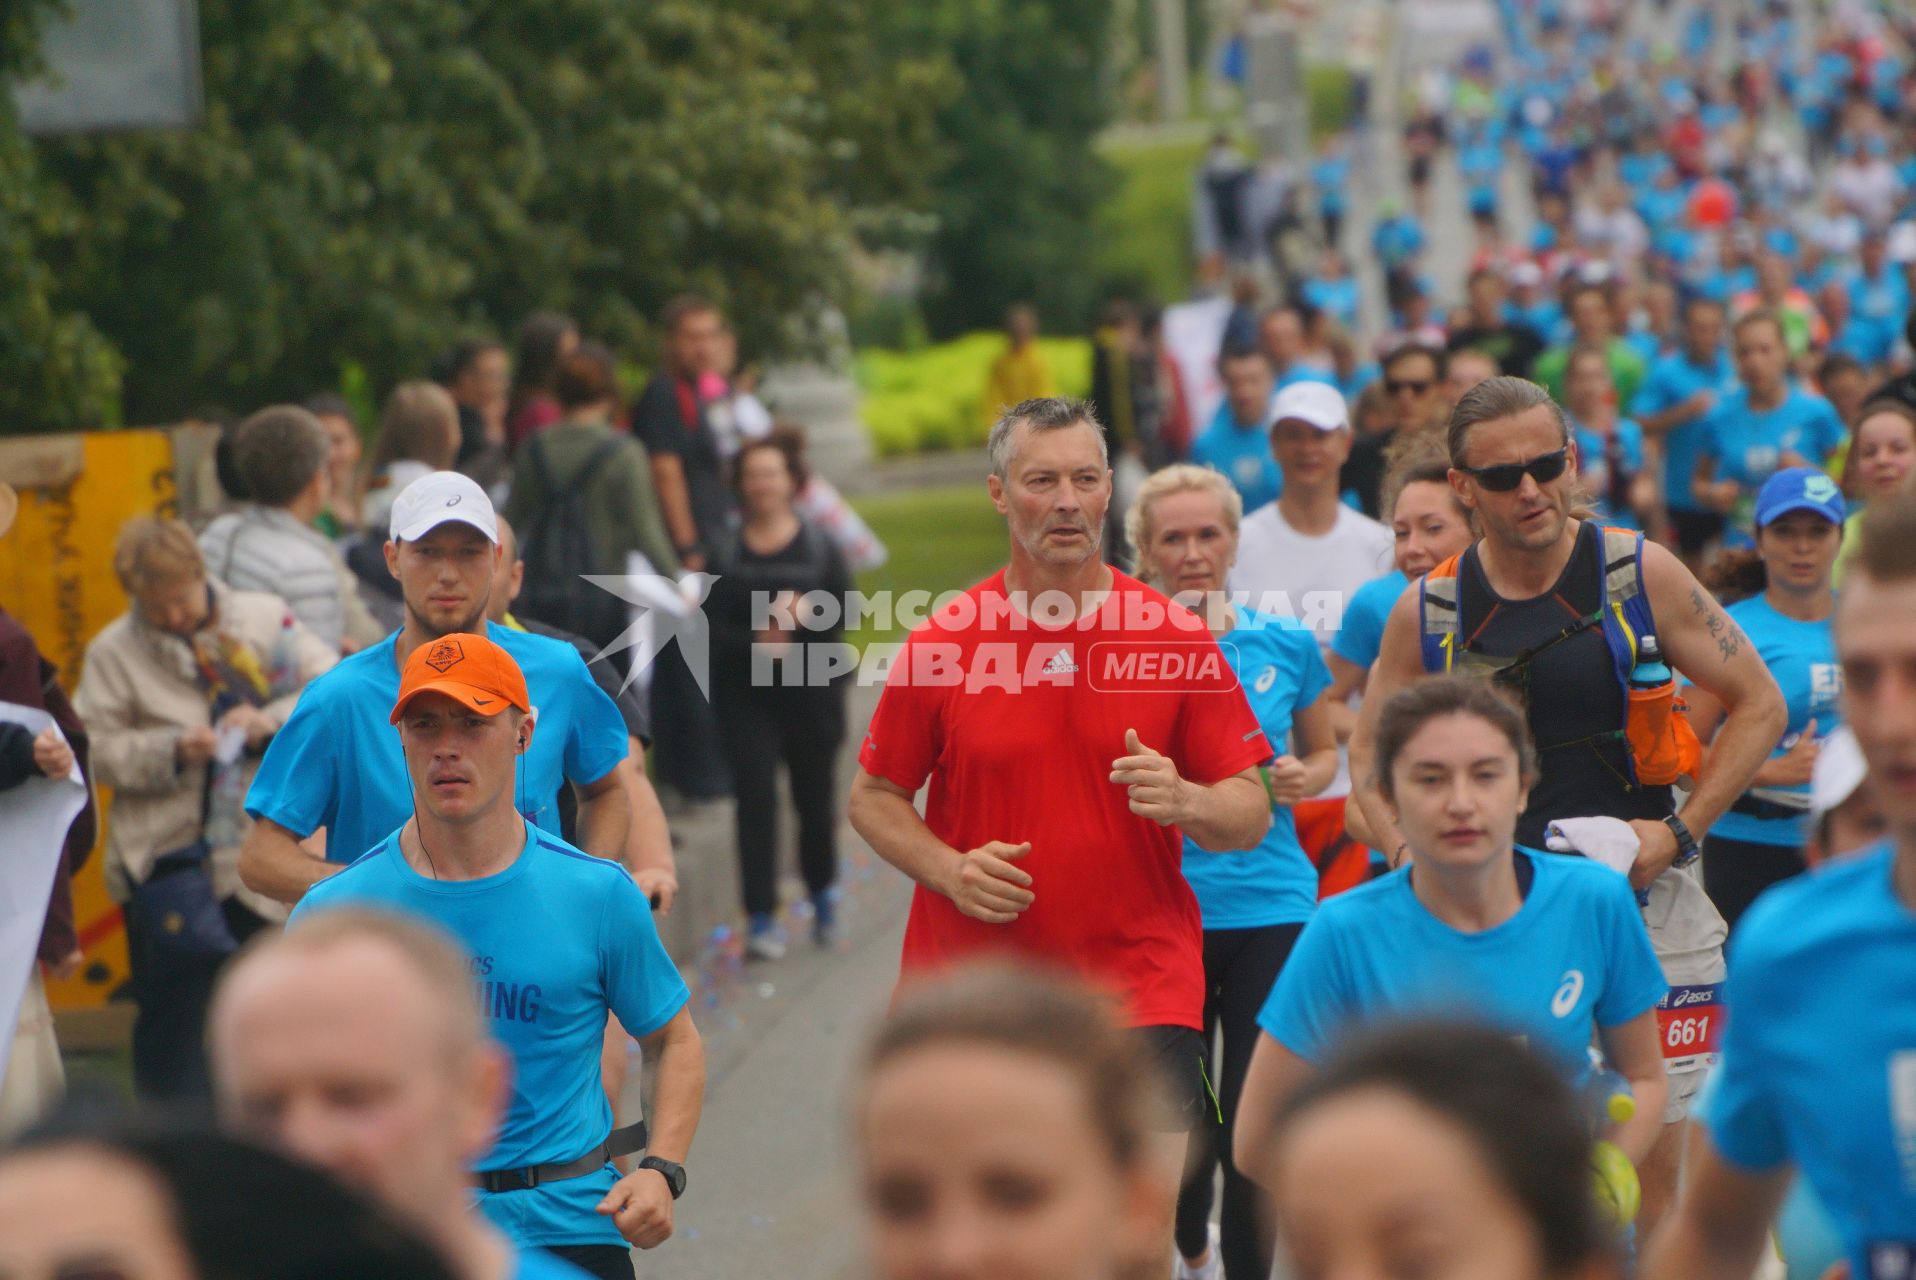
[516,433,632,649]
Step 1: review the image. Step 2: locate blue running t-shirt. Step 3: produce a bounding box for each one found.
[1259,848,1666,1084]
[1701,844,1916,1280]
[1181,610,1332,929]
[292,826,690,1249]
[1190,407,1282,513]
[1331,570,1410,672]
[1694,595,1840,847]
[1699,387,1845,537]
[1630,350,1734,515]
[247,624,628,864]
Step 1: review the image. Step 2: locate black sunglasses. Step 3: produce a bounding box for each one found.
[1461,447,1570,492]
[1386,378,1434,395]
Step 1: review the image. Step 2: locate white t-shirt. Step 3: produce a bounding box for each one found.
[1230,501,1393,798]
[1832,160,1903,228]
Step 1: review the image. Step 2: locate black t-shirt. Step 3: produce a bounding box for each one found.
[707,521,853,656]
[631,374,735,547]
[1446,322,1547,378]
[706,520,854,725]
[1453,523,1673,847]
[518,616,650,745]
[516,616,646,851]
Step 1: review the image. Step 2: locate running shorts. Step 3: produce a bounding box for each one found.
[1135,1025,1214,1132]
[1641,864,1727,1124]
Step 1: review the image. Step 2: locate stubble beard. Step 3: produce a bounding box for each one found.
[407,596,491,641]
[1015,518,1104,571]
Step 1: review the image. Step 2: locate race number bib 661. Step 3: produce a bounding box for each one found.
[1656,982,1724,1071]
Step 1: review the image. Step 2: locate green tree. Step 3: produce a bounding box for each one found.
[904,0,1119,338]
[19,0,951,427]
[1,0,1127,431]
[0,0,123,431]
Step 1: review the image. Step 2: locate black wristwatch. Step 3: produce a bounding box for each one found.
[638,1156,687,1200]
[1662,814,1700,869]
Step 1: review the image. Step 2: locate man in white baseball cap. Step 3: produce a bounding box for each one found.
[1230,378,1394,894]
[387,469,501,545]
[239,471,630,904]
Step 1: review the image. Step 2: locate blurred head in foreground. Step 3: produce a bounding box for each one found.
[209,908,509,1261]
[855,963,1176,1280]
[0,1106,456,1280]
[1268,1020,1618,1280]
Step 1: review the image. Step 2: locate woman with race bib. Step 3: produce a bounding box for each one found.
[1233,675,1668,1218]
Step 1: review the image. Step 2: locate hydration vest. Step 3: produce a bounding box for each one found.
[1417,526,1703,789]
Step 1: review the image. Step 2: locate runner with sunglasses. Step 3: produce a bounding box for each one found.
[1348,376,1787,1240]
[1340,344,1448,520]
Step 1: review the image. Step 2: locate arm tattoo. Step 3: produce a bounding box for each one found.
[1689,587,1744,662]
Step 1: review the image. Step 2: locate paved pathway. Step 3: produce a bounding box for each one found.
[630,4,1527,1275]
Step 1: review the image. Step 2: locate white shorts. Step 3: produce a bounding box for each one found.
[1642,864,1728,1125]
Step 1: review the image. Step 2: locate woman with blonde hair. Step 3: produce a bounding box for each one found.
[359,381,460,535]
[1834,399,1916,586]
[339,382,463,634]
[1126,463,1338,1280]
[74,517,335,1099]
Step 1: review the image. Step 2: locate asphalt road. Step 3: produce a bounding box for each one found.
[626,3,1519,1276]
[626,684,912,1280]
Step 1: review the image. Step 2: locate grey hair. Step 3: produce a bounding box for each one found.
[1124,464,1242,589]
[987,396,1110,481]
[1445,376,1570,469]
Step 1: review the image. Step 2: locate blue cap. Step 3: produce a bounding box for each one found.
[1753,467,1847,529]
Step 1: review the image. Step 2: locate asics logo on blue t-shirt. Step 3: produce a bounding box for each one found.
[1552,970,1585,1018]
[1254,666,1277,694]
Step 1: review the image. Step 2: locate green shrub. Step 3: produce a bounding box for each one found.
[858,332,1091,458]
[1306,65,1356,141]
[1094,132,1209,309]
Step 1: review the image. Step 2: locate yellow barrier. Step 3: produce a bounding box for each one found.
[1,429,182,1042]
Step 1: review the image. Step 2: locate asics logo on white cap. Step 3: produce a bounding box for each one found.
[390,471,499,544]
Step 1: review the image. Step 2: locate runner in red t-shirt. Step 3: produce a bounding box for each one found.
[849,397,1273,1253]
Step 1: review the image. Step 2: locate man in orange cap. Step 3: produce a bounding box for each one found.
[290,633,703,1280]
[240,470,630,904]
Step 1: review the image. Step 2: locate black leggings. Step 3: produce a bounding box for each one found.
[1175,922,1305,1280]
[714,684,844,917]
[544,1244,633,1279]
[1702,834,1806,938]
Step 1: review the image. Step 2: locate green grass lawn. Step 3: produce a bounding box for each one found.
[847,482,1007,646]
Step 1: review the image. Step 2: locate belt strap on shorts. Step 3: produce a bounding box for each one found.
[1729,792,1811,822]
[478,1120,648,1194]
